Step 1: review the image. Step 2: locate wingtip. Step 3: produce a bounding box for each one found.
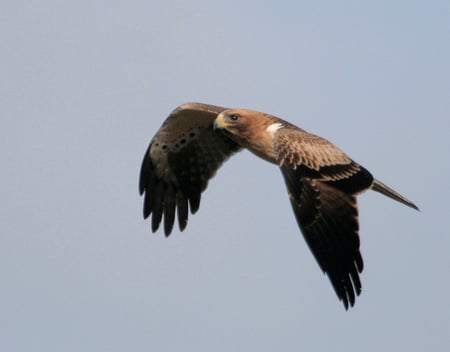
[410,201,420,212]
[371,179,419,212]
[411,204,420,212]
[178,219,188,232]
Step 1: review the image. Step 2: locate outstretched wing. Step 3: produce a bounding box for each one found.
[274,128,373,192]
[139,103,242,236]
[274,127,374,309]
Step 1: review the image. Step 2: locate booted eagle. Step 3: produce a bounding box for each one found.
[139,102,418,309]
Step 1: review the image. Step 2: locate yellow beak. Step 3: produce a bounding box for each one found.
[213,113,230,130]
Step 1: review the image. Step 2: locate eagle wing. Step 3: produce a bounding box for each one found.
[274,127,374,309]
[139,103,242,236]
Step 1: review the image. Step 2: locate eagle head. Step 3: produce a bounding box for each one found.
[214,110,243,131]
[213,109,280,164]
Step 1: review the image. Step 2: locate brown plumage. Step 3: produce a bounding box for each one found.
[139,102,419,309]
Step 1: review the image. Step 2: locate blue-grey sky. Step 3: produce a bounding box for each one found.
[2,1,449,351]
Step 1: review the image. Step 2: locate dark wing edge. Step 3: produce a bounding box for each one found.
[280,165,366,309]
[139,103,241,236]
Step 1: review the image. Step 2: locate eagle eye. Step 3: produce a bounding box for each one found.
[230,114,240,121]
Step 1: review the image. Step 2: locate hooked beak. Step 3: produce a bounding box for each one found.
[213,113,230,130]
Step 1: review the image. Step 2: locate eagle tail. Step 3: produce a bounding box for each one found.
[371,179,419,211]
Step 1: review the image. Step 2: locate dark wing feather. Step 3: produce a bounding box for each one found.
[274,128,373,192]
[274,127,373,308]
[281,167,364,309]
[139,103,241,236]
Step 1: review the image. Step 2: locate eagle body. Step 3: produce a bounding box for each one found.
[139,102,418,309]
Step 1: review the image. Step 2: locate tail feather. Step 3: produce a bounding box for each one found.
[371,179,419,211]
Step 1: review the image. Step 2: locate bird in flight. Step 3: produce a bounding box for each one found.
[139,102,418,309]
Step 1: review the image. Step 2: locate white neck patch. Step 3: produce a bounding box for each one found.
[266,122,284,134]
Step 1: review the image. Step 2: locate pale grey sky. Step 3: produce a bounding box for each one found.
[1,1,449,351]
